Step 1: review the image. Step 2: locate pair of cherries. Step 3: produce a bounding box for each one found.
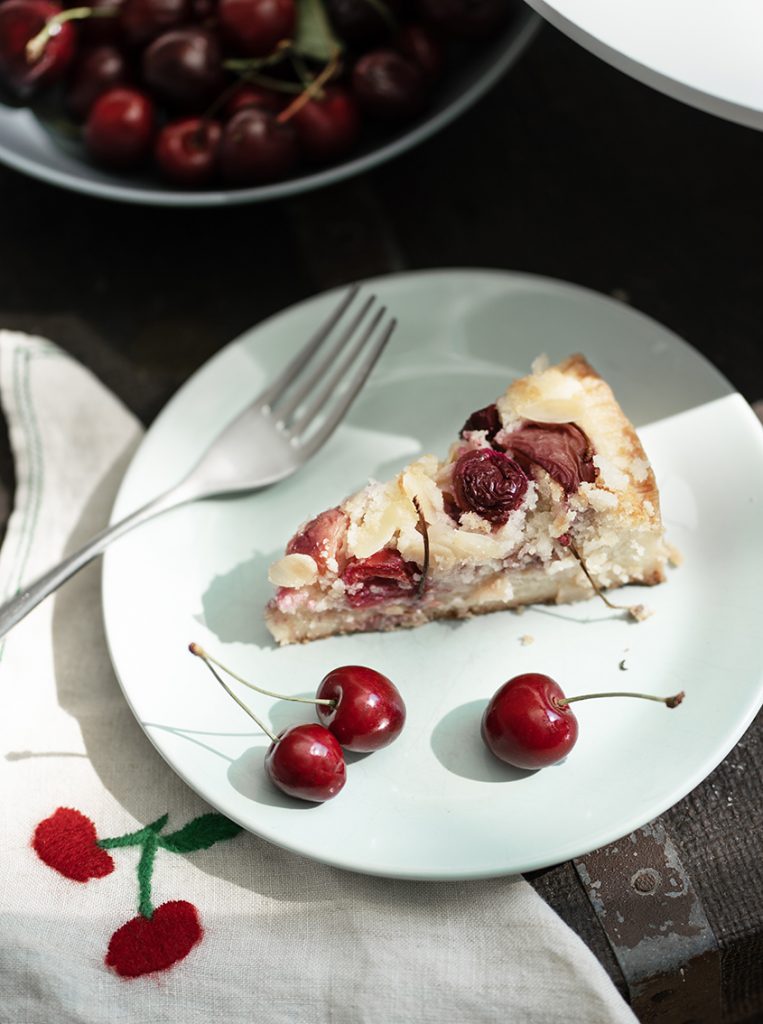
[189,644,405,803]
[190,645,684,799]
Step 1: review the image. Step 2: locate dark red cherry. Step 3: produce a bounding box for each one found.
[326,0,397,46]
[460,402,501,442]
[289,85,359,163]
[81,0,124,43]
[481,673,578,770]
[154,115,221,186]
[65,44,129,120]
[218,0,294,56]
[120,0,189,47]
[502,422,597,495]
[224,81,281,117]
[142,27,223,107]
[0,0,75,96]
[219,105,298,184]
[452,448,528,525]
[191,0,215,18]
[341,549,418,608]
[395,22,443,83]
[286,507,348,572]
[416,0,509,38]
[84,85,154,166]
[265,723,346,802]
[316,665,406,752]
[351,49,426,120]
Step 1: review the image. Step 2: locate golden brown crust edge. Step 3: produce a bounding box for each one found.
[527,353,662,525]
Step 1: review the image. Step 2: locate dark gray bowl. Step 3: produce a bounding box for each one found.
[0,7,540,205]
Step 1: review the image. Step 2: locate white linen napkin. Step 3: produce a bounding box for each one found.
[0,329,637,1024]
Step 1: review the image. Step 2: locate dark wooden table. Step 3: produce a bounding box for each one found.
[1,17,762,1024]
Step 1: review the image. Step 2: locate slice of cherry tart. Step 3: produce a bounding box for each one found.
[266,354,667,645]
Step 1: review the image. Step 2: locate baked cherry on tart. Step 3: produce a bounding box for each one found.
[265,355,668,645]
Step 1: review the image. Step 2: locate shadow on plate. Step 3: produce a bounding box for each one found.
[430,700,536,783]
[199,547,281,648]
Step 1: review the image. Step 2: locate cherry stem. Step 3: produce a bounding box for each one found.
[190,646,278,741]
[25,6,115,63]
[277,50,341,124]
[98,813,169,849]
[412,497,429,599]
[223,39,293,74]
[189,642,335,707]
[568,540,650,621]
[557,690,685,709]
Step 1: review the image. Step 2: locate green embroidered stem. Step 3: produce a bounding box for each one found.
[97,813,169,849]
[137,832,160,919]
[95,811,241,919]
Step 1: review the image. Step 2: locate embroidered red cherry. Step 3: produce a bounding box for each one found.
[32,807,115,882]
[316,665,406,752]
[105,900,203,977]
[482,673,685,770]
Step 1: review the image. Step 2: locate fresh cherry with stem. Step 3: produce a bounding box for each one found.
[219,104,298,183]
[289,84,359,163]
[189,643,346,802]
[190,643,406,752]
[315,665,405,752]
[0,0,77,95]
[482,672,685,771]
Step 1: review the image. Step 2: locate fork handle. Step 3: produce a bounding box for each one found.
[0,487,181,641]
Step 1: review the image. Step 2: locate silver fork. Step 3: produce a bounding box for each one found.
[0,286,396,640]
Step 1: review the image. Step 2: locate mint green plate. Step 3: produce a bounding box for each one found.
[102,270,763,878]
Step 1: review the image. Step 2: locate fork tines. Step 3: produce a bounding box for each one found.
[258,285,396,457]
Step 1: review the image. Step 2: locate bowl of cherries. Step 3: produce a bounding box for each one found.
[0,0,539,203]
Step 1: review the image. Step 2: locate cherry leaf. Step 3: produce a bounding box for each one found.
[293,0,342,62]
[159,813,242,853]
